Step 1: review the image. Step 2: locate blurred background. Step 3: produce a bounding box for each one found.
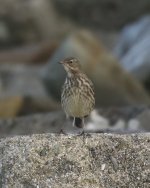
[0,0,150,136]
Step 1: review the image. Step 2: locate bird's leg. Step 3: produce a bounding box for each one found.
[73,117,75,127]
[66,113,69,120]
[82,118,85,128]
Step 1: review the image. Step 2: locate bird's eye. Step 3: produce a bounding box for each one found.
[70,60,73,63]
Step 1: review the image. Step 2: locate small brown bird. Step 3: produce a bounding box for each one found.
[60,57,95,129]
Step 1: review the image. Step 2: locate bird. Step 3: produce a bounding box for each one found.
[60,57,95,129]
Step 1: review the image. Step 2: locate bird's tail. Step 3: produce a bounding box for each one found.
[75,118,84,128]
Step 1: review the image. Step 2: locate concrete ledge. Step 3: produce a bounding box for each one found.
[0,133,149,187]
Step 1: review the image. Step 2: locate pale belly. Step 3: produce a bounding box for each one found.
[63,93,93,118]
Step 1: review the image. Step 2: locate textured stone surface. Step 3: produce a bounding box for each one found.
[0,133,150,187]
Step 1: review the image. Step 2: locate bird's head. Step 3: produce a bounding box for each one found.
[59,57,81,77]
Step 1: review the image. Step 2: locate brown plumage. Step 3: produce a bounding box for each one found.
[60,57,95,128]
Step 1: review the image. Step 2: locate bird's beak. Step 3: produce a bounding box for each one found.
[59,61,64,64]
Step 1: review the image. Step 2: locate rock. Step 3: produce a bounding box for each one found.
[0,63,59,117]
[18,96,60,116]
[114,15,150,82]
[0,41,58,64]
[0,96,24,118]
[0,95,60,118]
[0,0,74,48]
[41,30,150,106]
[0,133,149,187]
[88,107,150,132]
[0,111,63,138]
[52,0,150,29]
[0,107,150,138]
[94,30,119,51]
[0,21,10,47]
[0,63,47,98]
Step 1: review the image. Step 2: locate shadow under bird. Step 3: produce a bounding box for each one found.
[60,57,95,129]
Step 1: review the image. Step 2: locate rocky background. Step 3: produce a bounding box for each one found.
[0,0,150,187]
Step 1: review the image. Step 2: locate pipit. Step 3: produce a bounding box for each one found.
[60,57,95,129]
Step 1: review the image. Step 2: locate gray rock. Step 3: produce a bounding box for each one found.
[114,15,150,82]
[0,0,74,48]
[41,30,150,106]
[0,107,150,138]
[0,63,59,116]
[0,133,149,187]
[52,0,150,29]
[0,21,10,43]
[0,64,45,97]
